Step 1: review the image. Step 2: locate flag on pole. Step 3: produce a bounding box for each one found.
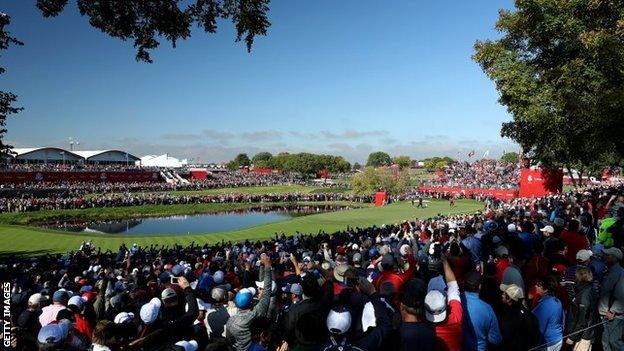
[468,150,475,158]
[483,150,490,158]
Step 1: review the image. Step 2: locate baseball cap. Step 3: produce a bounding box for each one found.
[576,249,593,262]
[333,264,350,283]
[540,225,555,234]
[68,296,85,309]
[161,288,177,302]
[171,265,185,277]
[352,253,362,263]
[175,340,199,351]
[28,293,49,306]
[37,320,70,345]
[234,288,254,309]
[140,297,162,324]
[255,280,277,293]
[495,246,509,257]
[424,290,447,323]
[500,284,524,301]
[114,311,135,324]
[52,290,69,303]
[507,224,517,233]
[282,283,303,296]
[210,287,226,302]
[400,244,411,256]
[326,308,352,335]
[213,271,225,284]
[603,247,623,260]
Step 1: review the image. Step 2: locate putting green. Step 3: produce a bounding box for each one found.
[0,199,482,255]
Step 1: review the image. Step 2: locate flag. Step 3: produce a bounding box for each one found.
[468,150,475,157]
[483,150,490,158]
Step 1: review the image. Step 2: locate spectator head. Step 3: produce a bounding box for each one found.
[500,284,524,306]
[576,249,593,264]
[161,288,178,308]
[535,275,557,296]
[507,223,517,233]
[603,247,622,266]
[540,225,555,236]
[114,312,135,325]
[140,297,162,325]
[282,283,303,299]
[568,219,580,232]
[28,293,49,309]
[495,245,509,258]
[399,244,411,257]
[52,290,68,306]
[575,266,593,284]
[234,288,255,310]
[326,307,352,336]
[37,319,70,350]
[464,271,482,293]
[424,290,447,323]
[210,287,227,303]
[174,340,199,351]
[300,272,321,299]
[67,296,85,313]
[92,320,116,349]
[213,270,225,284]
[380,254,395,271]
[400,279,427,320]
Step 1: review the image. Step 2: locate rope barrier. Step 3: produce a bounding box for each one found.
[527,319,609,351]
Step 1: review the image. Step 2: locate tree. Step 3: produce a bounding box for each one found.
[422,157,454,172]
[234,153,251,167]
[2,1,271,153]
[393,155,411,170]
[500,152,519,164]
[351,166,410,195]
[252,152,273,167]
[352,162,362,171]
[366,151,392,167]
[0,13,23,161]
[474,0,624,184]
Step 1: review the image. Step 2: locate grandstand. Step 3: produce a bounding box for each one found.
[9,147,140,165]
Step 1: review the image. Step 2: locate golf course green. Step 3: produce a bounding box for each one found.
[0,199,483,255]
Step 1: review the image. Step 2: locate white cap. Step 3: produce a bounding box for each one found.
[507,224,517,233]
[352,244,359,251]
[576,249,593,262]
[140,297,162,324]
[28,293,49,306]
[68,296,85,309]
[424,290,447,323]
[603,247,623,260]
[400,244,411,256]
[114,312,135,324]
[255,280,277,293]
[174,340,198,351]
[326,309,352,334]
[361,302,377,332]
[540,225,555,234]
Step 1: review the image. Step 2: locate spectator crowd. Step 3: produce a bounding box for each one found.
[423,160,522,189]
[2,185,624,351]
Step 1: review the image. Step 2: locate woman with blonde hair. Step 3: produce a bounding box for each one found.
[565,266,599,351]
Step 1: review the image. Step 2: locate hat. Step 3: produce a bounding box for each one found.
[302,256,312,263]
[333,264,350,283]
[507,224,517,233]
[213,271,225,284]
[174,340,199,351]
[171,265,185,277]
[110,294,126,310]
[79,285,93,293]
[161,288,177,302]
[352,244,359,251]
[37,320,69,344]
[553,218,565,228]
[211,287,226,302]
[381,254,395,268]
[282,283,303,296]
[540,225,555,234]
[68,296,85,309]
[81,291,97,302]
[255,280,276,293]
[234,289,254,309]
[52,290,69,303]
[352,253,362,263]
[603,247,623,260]
[576,249,593,262]
[495,246,509,257]
[326,308,352,335]
[114,311,135,324]
[500,284,524,301]
[424,290,447,323]
[28,293,49,306]
[140,297,161,324]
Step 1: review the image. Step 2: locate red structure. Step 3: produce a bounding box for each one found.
[374,191,388,207]
[519,168,563,197]
[253,167,274,175]
[189,169,208,180]
[0,171,161,184]
[318,168,329,179]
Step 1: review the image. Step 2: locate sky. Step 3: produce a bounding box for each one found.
[2,0,518,163]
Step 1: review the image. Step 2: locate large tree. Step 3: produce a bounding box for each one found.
[474,0,624,182]
[366,151,392,167]
[351,166,409,195]
[251,151,273,167]
[1,0,271,157]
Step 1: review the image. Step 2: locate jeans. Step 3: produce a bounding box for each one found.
[602,318,624,351]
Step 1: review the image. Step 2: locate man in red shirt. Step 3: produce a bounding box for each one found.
[374,254,406,298]
[425,256,463,351]
[559,219,589,264]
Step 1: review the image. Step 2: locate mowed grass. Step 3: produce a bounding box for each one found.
[0,199,483,255]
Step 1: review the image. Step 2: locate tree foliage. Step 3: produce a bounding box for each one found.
[474,0,624,171]
[366,151,392,167]
[35,0,271,63]
[269,152,350,175]
[0,13,23,161]
[422,157,453,172]
[500,151,519,164]
[351,166,409,195]
[251,151,273,167]
[393,155,411,170]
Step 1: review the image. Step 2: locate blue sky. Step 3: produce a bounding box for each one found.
[2,0,517,163]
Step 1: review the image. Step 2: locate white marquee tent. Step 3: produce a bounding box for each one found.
[138,154,187,168]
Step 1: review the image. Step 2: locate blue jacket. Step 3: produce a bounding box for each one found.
[532,295,564,346]
[461,292,502,351]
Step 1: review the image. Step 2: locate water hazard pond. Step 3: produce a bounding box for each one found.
[43,205,349,236]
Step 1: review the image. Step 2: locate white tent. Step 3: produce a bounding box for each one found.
[138,154,188,168]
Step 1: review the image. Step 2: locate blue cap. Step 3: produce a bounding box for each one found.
[234,289,253,309]
[52,290,68,303]
[484,220,498,232]
[171,264,185,277]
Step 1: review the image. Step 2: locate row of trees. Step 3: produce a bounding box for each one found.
[365,151,411,169]
[227,152,351,175]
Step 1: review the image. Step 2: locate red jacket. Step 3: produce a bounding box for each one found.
[560,230,589,264]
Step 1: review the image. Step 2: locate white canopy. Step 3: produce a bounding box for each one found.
[138,154,187,168]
